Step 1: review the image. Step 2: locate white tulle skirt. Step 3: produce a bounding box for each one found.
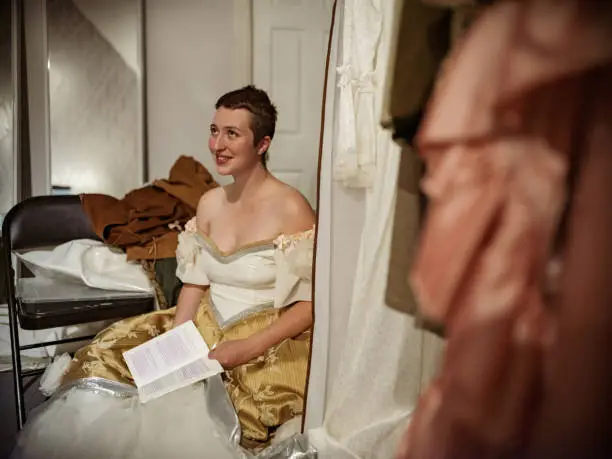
[11,376,314,459]
[11,380,240,459]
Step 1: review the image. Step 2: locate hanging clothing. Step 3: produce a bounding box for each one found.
[383,0,480,328]
[381,0,486,145]
[307,0,443,456]
[384,146,421,318]
[333,0,382,188]
[401,1,612,458]
[382,1,484,324]
[380,0,451,143]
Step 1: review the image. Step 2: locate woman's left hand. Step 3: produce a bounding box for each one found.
[208,339,261,369]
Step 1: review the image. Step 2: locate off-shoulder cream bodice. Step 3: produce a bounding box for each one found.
[175,218,314,327]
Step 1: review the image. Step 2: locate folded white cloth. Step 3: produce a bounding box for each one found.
[17,239,152,293]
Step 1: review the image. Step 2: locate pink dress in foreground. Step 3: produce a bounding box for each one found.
[403,1,612,457]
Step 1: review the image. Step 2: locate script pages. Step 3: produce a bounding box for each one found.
[123,321,223,403]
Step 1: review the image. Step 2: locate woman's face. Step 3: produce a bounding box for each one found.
[208,107,268,176]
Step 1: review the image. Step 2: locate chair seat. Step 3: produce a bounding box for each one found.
[17,277,155,329]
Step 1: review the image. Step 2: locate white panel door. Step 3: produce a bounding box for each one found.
[252,0,334,207]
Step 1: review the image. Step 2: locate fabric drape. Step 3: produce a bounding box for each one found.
[403,2,612,457]
[307,0,444,456]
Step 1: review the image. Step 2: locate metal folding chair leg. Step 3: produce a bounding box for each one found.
[9,303,26,430]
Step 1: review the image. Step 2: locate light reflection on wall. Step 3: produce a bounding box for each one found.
[47,0,141,197]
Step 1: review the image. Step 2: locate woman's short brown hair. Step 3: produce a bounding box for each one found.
[215,85,278,166]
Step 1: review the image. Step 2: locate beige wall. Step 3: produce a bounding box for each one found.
[145,0,250,184]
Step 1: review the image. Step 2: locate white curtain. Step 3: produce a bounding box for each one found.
[304,0,351,428]
[306,0,373,428]
[306,0,442,457]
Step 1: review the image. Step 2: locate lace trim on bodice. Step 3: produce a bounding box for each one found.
[182,217,314,259]
[176,218,315,307]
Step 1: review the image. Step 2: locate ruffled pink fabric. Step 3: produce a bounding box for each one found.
[400,1,612,458]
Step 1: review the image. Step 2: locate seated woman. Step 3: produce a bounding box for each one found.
[13,86,315,459]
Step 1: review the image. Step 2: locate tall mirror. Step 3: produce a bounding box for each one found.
[46,0,144,196]
[6,1,334,457]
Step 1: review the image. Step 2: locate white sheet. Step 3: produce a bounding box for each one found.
[305,0,345,429]
[17,239,153,293]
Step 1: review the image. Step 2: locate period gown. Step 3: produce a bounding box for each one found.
[12,218,315,459]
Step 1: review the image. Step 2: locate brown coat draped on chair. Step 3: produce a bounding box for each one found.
[81,156,217,261]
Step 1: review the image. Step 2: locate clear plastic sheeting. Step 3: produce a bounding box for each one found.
[253,435,317,459]
[16,239,153,293]
[11,376,317,459]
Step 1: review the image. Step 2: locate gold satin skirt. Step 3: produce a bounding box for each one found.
[62,293,310,446]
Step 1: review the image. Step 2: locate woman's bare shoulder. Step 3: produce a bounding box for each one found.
[196,187,225,228]
[272,182,315,234]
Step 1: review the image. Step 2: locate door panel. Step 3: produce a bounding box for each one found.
[252,0,334,206]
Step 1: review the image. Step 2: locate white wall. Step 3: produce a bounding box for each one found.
[72,0,140,76]
[146,0,250,183]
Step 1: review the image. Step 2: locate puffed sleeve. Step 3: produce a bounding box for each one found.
[273,226,315,308]
[175,217,210,286]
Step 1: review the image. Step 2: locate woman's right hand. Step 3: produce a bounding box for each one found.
[207,339,260,369]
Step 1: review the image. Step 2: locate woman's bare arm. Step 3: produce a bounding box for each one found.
[173,191,219,327]
[249,300,313,352]
[173,284,207,326]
